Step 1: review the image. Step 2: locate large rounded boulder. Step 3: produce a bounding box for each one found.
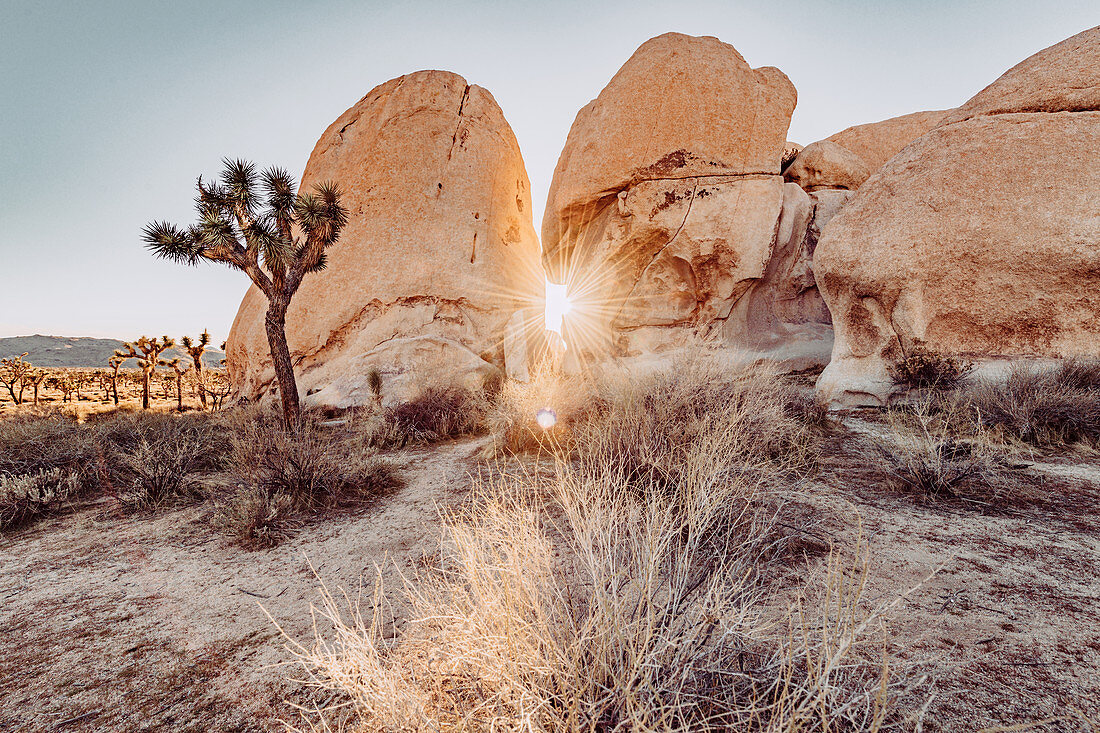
[814,26,1100,406]
[542,33,830,367]
[227,70,544,406]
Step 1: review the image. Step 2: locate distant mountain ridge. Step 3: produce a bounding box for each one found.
[0,335,225,369]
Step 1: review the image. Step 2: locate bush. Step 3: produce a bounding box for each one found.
[95,411,226,509]
[0,411,102,530]
[371,387,488,449]
[960,360,1100,448]
[889,347,973,390]
[0,468,81,531]
[217,413,403,547]
[570,362,823,492]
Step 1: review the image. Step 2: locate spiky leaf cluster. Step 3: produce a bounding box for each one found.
[142,159,348,301]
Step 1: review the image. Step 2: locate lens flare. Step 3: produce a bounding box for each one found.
[544,281,572,335]
[535,407,557,429]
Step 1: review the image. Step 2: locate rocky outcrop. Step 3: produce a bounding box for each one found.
[814,26,1100,406]
[824,109,950,172]
[542,33,833,365]
[226,70,543,407]
[784,110,949,193]
[782,140,870,192]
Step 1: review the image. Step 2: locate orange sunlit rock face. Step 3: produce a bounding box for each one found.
[227,70,545,407]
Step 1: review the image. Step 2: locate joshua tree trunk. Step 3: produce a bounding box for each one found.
[265,302,300,428]
[175,374,183,411]
[142,369,151,410]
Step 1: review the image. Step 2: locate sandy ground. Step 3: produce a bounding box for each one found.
[1,422,1098,731]
[0,439,485,732]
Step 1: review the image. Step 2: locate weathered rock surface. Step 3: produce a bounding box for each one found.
[542,33,832,364]
[782,140,871,191]
[227,70,543,406]
[824,109,950,172]
[815,26,1100,406]
[941,25,1100,124]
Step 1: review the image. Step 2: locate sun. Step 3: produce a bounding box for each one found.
[544,280,573,336]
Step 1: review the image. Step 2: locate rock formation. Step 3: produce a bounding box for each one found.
[784,110,949,192]
[542,33,832,366]
[782,140,871,192]
[226,70,543,406]
[814,25,1100,406]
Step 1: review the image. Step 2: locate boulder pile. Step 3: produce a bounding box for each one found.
[225,26,1100,410]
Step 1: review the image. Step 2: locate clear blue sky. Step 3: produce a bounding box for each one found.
[1,0,1095,341]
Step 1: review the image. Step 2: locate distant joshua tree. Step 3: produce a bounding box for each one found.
[181,331,211,408]
[24,368,47,406]
[0,353,31,404]
[115,336,174,409]
[108,354,124,405]
[142,159,348,427]
[167,358,188,411]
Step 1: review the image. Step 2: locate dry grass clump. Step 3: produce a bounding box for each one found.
[281,362,908,731]
[0,468,82,531]
[889,347,973,391]
[866,407,1014,503]
[370,387,489,449]
[958,359,1100,449]
[216,412,403,548]
[0,411,106,529]
[95,411,227,509]
[486,367,600,454]
[489,360,827,471]
[570,363,824,491]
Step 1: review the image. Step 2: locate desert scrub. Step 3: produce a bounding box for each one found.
[370,386,489,448]
[0,411,103,530]
[217,412,403,547]
[959,359,1100,449]
[283,378,906,731]
[570,361,824,490]
[93,410,227,509]
[486,366,599,453]
[890,346,973,390]
[0,468,81,530]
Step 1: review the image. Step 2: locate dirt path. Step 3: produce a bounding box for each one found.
[0,437,486,732]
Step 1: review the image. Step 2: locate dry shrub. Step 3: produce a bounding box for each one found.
[281,360,909,731]
[486,366,598,454]
[371,387,489,449]
[217,412,403,548]
[0,468,81,531]
[0,411,103,530]
[94,411,226,509]
[869,407,1013,503]
[959,360,1100,449]
[490,360,824,471]
[570,362,822,490]
[889,347,973,390]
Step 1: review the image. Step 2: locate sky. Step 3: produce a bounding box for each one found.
[1,0,1096,342]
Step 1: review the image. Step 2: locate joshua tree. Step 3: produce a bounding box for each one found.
[24,368,47,406]
[167,358,188,411]
[181,331,211,408]
[142,159,348,427]
[0,353,31,404]
[50,373,76,403]
[108,354,124,405]
[115,336,175,409]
